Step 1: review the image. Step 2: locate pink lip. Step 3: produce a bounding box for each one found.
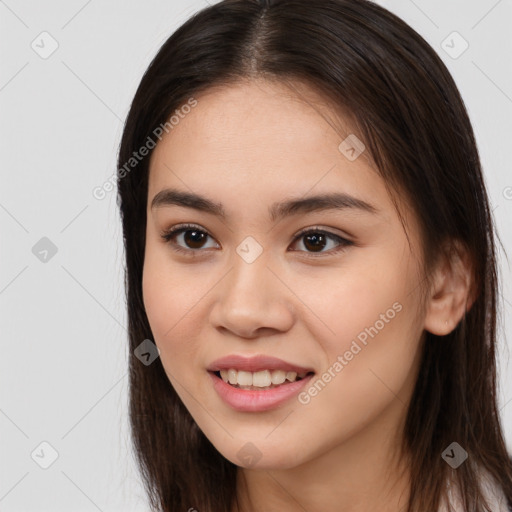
[208,371,314,412]
[206,354,314,374]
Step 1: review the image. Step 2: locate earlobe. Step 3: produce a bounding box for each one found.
[423,240,475,336]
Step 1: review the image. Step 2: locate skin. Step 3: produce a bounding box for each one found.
[142,79,472,512]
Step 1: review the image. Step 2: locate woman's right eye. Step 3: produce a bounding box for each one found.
[160,224,219,255]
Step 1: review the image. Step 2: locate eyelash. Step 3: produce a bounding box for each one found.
[159,223,353,258]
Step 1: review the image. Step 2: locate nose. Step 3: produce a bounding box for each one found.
[209,252,295,339]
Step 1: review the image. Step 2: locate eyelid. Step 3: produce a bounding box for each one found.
[160,222,353,256]
[160,222,212,236]
[160,223,352,241]
[159,222,219,248]
[293,224,354,242]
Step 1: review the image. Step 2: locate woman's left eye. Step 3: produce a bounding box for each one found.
[160,224,353,257]
[289,228,352,255]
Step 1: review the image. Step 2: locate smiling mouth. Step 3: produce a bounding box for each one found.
[211,370,315,390]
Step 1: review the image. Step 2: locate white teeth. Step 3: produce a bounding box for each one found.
[252,370,272,387]
[227,369,237,385]
[237,370,253,386]
[217,368,309,387]
[286,371,297,382]
[270,370,286,385]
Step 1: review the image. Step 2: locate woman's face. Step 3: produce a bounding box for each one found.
[142,79,428,470]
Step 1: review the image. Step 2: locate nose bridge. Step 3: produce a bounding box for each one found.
[225,242,273,309]
[210,239,295,336]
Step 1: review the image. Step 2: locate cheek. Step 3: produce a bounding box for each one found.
[141,249,205,369]
[292,305,421,461]
[299,250,422,409]
[299,249,415,350]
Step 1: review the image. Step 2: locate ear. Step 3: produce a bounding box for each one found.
[423,240,476,336]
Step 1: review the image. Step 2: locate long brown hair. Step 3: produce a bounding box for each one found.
[116,1,512,510]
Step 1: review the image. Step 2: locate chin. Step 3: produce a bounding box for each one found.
[212,438,308,470]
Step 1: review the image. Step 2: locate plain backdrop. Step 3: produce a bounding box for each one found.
[0,0,511,510]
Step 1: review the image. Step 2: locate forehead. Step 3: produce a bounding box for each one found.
[148,79,382,200]
[169,79,354,152]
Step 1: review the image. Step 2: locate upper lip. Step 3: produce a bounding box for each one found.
[207,354,314,374]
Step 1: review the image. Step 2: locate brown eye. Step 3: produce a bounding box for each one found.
[290,229,352,255]
[302,232,327,252]
[182,229,208,249]
[160,224,352,257]
[160,224,219,254]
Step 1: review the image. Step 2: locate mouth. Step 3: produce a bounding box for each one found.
[209,369,315,391]
[208,368,315,412]
[206,354,316,411]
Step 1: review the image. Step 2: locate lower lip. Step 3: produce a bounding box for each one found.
[208,371,314,412]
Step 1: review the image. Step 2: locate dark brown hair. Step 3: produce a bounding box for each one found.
[116,1,512,510]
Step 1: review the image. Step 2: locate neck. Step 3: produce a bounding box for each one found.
[232,398,411,512]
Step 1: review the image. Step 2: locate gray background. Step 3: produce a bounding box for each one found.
[0,0,511,510]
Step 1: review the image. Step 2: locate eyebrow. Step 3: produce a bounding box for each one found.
[150,187,379,222]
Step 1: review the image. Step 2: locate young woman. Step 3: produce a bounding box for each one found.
[116,0,512,510]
